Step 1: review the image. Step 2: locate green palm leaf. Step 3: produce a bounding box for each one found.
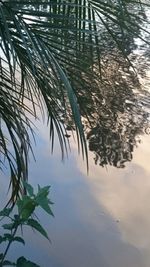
[0,0,149,201]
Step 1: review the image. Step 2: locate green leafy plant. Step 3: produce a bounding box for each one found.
[0,183,53,266]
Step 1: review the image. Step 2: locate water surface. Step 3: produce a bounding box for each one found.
[1,7,150,266]
[1,121,150,267]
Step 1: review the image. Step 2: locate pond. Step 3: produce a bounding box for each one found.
[1,93,150,267]
[1,3,150,267]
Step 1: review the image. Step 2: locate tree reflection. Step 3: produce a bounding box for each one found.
[41,1,150,170]
[85,64,150,168]
[87,96,149,168]
[41,2,150,169]
[65,47,150,168]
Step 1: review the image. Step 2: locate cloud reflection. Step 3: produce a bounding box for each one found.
[28,120,150,267]
[3,121,150,267]
[77,134,150,264]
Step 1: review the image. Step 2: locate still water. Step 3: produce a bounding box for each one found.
[1,116,150,266]
[1,58,150,265]
[1,11,150,266]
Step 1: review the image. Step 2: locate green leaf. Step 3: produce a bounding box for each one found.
[0,208,12,217]
[2,223,14,230]
[13,236,25,245]
[4,233,13,241]
[21,202,36,220]
[35,185,53,216]
[37,185,50,198]
[17,196,36,220]
[27,218,50,241]
[23,182,34,197]
[16,257,40,267]
[0,234,25,246]
[36,198,54,216]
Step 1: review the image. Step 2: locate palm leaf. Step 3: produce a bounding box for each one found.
[0,0,149,201]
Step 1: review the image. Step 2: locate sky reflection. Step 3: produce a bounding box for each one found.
[77,134,150,267]
[1,122,150,267]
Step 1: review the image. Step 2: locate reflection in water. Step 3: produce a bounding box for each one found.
[86,86,150,168]
[77,134,150,267]
[0,120,150,267]
[4,128,150,267]
[58,20,150,169]
[1,4,150,267]
[72,35,150,168]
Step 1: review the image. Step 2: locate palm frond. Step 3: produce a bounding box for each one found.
[0,0,149,200]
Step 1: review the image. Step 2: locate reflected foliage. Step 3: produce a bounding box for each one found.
[47,2,150,169]
[87,88,150,168]
[83,54,150,168]
[0,0,150,199]
[64,28,150,168]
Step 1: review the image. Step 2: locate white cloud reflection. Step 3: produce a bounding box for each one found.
[76,134,150,265]
[31,121,150,266]
[4,118,149,267]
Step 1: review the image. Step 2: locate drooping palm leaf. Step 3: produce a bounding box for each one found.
[0,0,149,201]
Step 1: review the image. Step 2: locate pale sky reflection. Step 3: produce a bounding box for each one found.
[77,134,150,264]
[2,120,150,267]
[28,122,150,267]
